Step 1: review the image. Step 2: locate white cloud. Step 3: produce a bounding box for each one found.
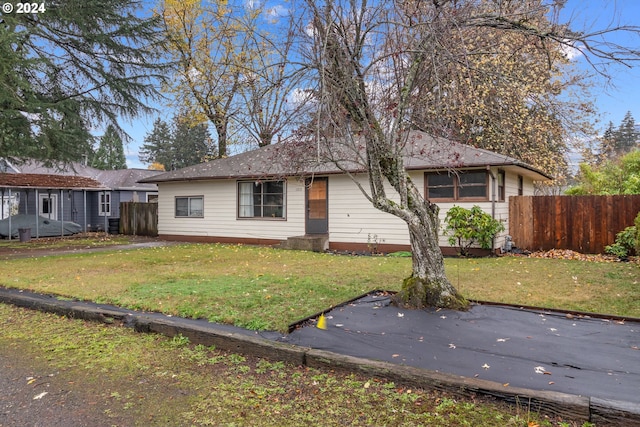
[288,87,314,106]
[561,40,583,60]
[245,0,261,11]
[266,4,288,17]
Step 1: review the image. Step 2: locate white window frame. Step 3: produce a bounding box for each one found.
[175,196,204,218]
[99,192,111,217]
[39,193,58,220]
[237,180,286,219]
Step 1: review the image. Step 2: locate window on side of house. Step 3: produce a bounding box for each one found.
[99,192,111,216]
[425,171,489,201]
[238,180,286,219]
[175,196,204,218]
[517,175,524,196]
[497,170,505,202]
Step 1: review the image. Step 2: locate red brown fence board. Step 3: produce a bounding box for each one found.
[509,195,640,254]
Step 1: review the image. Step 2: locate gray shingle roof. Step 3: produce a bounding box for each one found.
[140,131,552,183]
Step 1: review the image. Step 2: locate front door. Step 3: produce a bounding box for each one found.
[305,177,328,234]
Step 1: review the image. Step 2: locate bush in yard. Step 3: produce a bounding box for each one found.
[443,205,505,257]
[605,221,638,258]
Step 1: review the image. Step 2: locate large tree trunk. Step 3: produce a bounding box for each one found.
[366,136,468,310]
[216,120,227,159]
[309,0,468,310]
[393,202,468,310]
[208,113,228,159]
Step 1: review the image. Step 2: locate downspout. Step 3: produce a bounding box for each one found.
[7,189,11,241]
[35,189,39,238]
[103,190,108,233]
[47,190,52,219]
[83,190,87,233]
[60,189,64,237]
[487,166,497,253]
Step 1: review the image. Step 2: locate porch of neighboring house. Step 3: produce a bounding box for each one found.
[0,173,110,240]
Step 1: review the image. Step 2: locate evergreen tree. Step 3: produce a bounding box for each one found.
[172,117,213,169]
[0,0,166,165]
[139,115,213,170]
[92,125,127,170]
[614,111,640,155]
[598,121,617,162]
[139,118,174,169]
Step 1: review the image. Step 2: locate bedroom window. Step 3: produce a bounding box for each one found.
[238,180,286,219]
[175,196,203,218]
[425,171,488,201]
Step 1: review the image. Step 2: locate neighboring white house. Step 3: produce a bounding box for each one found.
[139,131,552,253]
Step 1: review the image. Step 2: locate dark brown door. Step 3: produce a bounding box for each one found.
[305,177,328,234]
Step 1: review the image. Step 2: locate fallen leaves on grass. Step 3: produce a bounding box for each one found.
[528,249,639,263]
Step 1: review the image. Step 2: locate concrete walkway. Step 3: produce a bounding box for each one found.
[0,237,179,260]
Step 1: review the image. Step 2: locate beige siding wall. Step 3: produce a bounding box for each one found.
[327,174,411,246]
[157,168,534,251]
[157,179,305,240]
[328,168,522,249]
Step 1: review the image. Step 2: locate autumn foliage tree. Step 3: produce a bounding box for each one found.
[160,0,255,157]
[299,0,640,309]
[406,2,592,178]
[160,0,310,153]
[235,19,313,148]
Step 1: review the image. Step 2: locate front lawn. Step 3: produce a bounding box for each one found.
[1,243,637,331]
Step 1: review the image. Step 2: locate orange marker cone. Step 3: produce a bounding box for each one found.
[316,313,327,330]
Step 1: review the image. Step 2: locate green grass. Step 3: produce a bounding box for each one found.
[448,256,640,316]
[0,303,585,426]
[0,243,638,332]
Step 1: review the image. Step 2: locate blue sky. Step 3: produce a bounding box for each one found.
[561,0,640,124]
[121,0,640,169]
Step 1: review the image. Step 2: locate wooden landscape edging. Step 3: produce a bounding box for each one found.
[1,286,639,425]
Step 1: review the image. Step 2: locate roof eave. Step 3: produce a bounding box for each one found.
[406,161,553,181]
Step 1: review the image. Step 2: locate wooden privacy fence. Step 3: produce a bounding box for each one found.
[509,195,640,254]
[119,202,158,237]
